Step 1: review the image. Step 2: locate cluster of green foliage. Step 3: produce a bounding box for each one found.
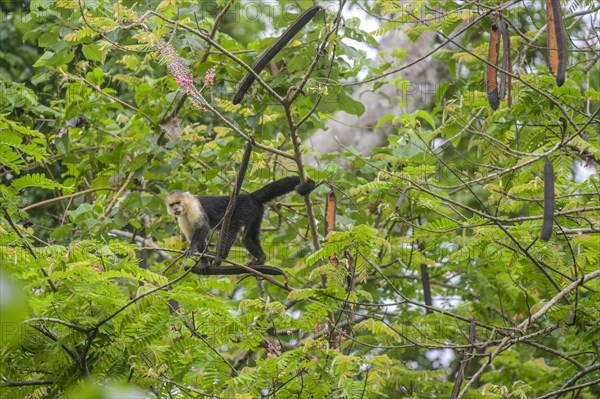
[1,1,599,398]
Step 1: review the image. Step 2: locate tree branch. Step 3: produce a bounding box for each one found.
[0,380,54,388]
[2,209,57,292]
[22,187,116,211]
[215,139,253,263]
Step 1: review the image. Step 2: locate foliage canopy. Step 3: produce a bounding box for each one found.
[1,1,599,398]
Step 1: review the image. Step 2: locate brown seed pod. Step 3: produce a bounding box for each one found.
[546,0,567,86]
[324,190,338,266]
[486,24,500,110]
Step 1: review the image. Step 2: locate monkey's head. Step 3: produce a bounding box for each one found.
[165,191,192,217]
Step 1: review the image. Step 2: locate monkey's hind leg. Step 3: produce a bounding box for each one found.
[243,222,267,266]
[217,226,241,263]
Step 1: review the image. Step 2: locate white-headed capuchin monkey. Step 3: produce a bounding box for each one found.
[165,177,315,264]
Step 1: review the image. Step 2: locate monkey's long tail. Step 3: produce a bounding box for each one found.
[251,177,315,204]
[186,265,286,277]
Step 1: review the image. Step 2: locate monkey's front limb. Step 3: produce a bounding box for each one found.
[184,225,210,257]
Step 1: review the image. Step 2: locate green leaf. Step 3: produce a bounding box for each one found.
[415,110,435,129]
[355,319,401,342]
[287,288,316,301]
[38,30,59,48]
[82,43,103,62]
[33,51,54,67]
[339,93,366,116]
[11,173,68,192]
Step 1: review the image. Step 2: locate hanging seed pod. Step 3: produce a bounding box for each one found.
[486,24,500,110]
[499,18,512,106]
[324,190,338,266]
[541,157,555,242]
[232,6,322,104]
[546,0,567,86]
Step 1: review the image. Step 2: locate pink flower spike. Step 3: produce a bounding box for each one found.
[204,67,216,87]
[158,40,206,111]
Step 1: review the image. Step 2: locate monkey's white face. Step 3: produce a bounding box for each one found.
[165,194,187,217]
[168,201,185,216]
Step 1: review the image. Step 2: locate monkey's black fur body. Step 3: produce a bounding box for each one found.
[166,177,315,264]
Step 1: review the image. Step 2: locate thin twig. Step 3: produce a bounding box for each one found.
[182,320,238,375]
[457,269,600,399]
[0,380,54,388]
[150,11,284,104]
[100,171,135,220]
[2,209,57,292]
[199,0,236,64]
[22,187,116,211]
[24,317,91,334]
[534,378,600,399]
[94,265,195,330]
